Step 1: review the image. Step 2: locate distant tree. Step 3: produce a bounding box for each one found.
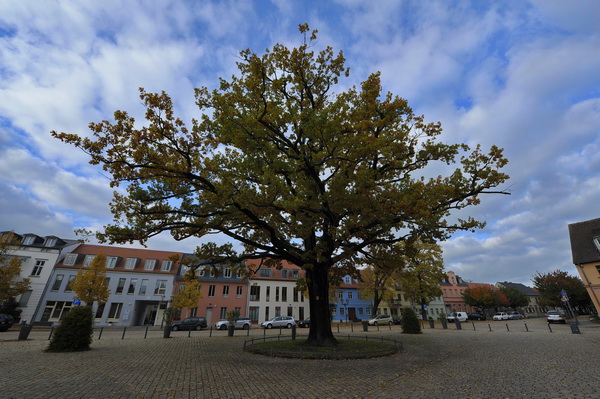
[53,24,510,346]
[533,270,590,309]
[46,306,94,352]
[171,269,202,313]
[498,286,529,310]
[0,233,31,303]
[70,253,110,306]
[357,244,403,315]
[397,240,446,320]
[462,285,506,311]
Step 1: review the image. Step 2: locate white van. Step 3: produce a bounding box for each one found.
[447,312,468,322]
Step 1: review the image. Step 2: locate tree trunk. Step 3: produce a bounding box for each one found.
[305,264,337,346]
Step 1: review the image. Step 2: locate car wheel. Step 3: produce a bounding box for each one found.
[287,323,292,328]
[243,324,250,330]
[220,325,227,330]
[195,325,202,331]
[172,326,179,331]
[374,322,378,326]
[388,321,392,325]
[266,324,272,329]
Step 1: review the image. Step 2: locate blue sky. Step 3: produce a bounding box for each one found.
[1,0,599,286]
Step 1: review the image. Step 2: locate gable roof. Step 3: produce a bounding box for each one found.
[496,281,539,296]
[568,217,600,265]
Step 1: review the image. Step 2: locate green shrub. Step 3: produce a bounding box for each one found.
[401,308,422,334]
[46,305,94,352]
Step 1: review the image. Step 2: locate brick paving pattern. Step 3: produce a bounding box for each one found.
[1,318,599,398]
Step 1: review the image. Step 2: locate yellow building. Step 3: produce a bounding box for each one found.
[568,218,600,316]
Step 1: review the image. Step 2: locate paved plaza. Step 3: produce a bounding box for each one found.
[1,317,600,398]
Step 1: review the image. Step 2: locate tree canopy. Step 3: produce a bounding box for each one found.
[0,233,31,303]
[497,285,529,310]
[53,25,509,346]
[462,285,506,311]
[71,253,110,305]
[533,270,590,309]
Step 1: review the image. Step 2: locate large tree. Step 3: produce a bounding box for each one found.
[0,233,31,303]
[462,285,506,311]
[53,25,509,346]
[497,285,529,310]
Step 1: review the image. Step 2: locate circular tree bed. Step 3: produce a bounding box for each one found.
[244,336,402,359]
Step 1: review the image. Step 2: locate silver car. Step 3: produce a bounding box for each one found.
[546,311,567,324]
[215,317,252,330]
[261,316,296,329]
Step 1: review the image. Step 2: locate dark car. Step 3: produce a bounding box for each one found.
[0,314,14,332]
[297,317,311,328]
[171,317,208,331]
[468,313,486,321]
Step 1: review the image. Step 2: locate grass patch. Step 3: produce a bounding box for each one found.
[245,337,401,359]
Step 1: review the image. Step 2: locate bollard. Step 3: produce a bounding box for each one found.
[351,323,354,332]
[547,323,553,333]
[188,328,191,338]
[122,327,127,339]
[48,327,54,340]
[337,323,340,333]
[488,323,492,332]
[209,326,213,337]
[524,322,529,332]
[247,327,250,336]
[472,321,476,331]
[455,320,462,330]
[98,326,104,340]
[292,324,297,340]
[505,323,510,332]
[144,326,149,339]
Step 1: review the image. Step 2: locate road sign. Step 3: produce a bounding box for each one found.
[73,298,81,305]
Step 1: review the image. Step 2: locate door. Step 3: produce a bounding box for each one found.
[205,307,213,326]
[348,307,356,321]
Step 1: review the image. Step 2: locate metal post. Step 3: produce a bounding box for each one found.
[505,323,510,332]
[488,323,492,332]
[524,322,529,332]
[144,326,149,339]
[48,327,53,340]
[122,327,127,339]
[98,327,104,340]
[472,321,476,331]
[547,323,553,333]
[188,328,191,338]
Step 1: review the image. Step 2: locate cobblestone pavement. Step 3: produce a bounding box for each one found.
[1,318,599,398]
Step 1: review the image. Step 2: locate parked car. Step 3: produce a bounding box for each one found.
[492,312,509,321]
[447,312,468,322]
[367,314,393,326]
[297,317,311,328]
[261,316,296,329]
[468,313,486,321]
[171,317,208,331]
[508,312,524,320]
[0,314,14,332]
[392,315,402,325]
[546,310,567,324]
[215,317,252,330]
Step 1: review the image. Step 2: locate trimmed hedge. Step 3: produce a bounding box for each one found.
[46,305,94,352]
[401,308,422,334]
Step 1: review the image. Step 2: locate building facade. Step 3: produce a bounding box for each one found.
[440,271,473,314]
[1,232,78,323]
[36,244,183,327]
[332,275,372,323]
[568,218,600,316]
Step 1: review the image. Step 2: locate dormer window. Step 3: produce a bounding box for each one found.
[106,257,119,268]
[161,260,173,272]
[83,255,95,267]
[63,253,78,266]
[144,259,157,271]
[44,237,57,247]
[22,236,35,245]
[124,258,139,270]
[593,237,600,253]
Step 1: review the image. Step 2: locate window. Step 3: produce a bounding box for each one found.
[293,287,299,302]
[22,236,35,245]
[154,280,167,295]
[51,275,64,291]
[223,268,232,278]
[266,286,270,302]
[265,307,270,321]
[292,270,299,279]
[144,259,157,271]
[107,303,123,319]
[344,276,351,284]
[41,301,72,322]
[340,308,345,315]
[280,269,288,278]
[18,290,32,306]
[31,260,45,276]
[275,306,281,317]
[250,285,260,301]
[116,278,126,294]
[259,268,272,277]
[287,306,293,317]
[282,287,287,302]
[83,255,95,267]
[139,279,149,295]
[95,303,106,319]
[44,237,57,247]
[63,253,78,266]
[358,308,363,315]
[106,257,119,268]
[128,278,138,294]
[366,307,371,315]
[208,285,216,297]
[190,308,197,317]
[199,267,206,277]
[223,286,229,298]
[347,291,353,299]
[236,286,243,298]
[161,260,172,272]
[124,258,139,270]
[64,275,76,292]
[220,307,227,319]
[275,287,279,302]
[337,291,343,299]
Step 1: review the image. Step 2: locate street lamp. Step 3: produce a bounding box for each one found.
[342,298,349,325]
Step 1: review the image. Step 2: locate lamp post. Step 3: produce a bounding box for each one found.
[342,298,349,325]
